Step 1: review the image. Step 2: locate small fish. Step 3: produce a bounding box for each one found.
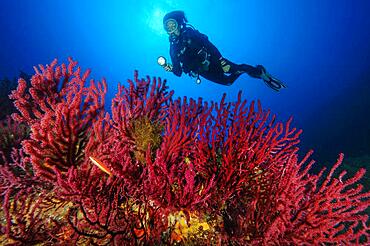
[89,156,112,176]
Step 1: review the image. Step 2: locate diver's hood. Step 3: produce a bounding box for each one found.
[163,11,187,30]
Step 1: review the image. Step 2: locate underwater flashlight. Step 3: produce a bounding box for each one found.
[157,56,173,71]
[157,56,167,66]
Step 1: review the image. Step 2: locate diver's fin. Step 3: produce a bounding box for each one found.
[258,65,286,92]
[262,74,286,92]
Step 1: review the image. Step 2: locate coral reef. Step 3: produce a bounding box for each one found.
[0,72,31,121]
[0,116,29,164]
[0,58,369,245]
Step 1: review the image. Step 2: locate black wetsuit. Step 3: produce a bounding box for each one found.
[169,26,263,85]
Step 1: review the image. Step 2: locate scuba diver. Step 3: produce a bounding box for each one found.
[159,11,286,91]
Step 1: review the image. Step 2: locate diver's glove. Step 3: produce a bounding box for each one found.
[163,64,173,72]
[257,65,286,92]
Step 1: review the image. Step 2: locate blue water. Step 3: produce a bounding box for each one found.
[1,0,370,165]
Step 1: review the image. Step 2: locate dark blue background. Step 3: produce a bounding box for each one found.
[1,0,370,166]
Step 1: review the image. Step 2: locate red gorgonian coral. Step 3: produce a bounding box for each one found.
[0,58,368,245]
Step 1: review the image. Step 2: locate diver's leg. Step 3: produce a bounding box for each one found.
[201,70,242,86]
[198,56,229,85]
[220,58,286,91]
[201,56,246,85]
[220,58,262,77]
[236,64,262,78]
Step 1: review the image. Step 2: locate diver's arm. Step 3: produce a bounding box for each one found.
[170,45,182,76]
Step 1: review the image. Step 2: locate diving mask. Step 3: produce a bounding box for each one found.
[164,19,179,34]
